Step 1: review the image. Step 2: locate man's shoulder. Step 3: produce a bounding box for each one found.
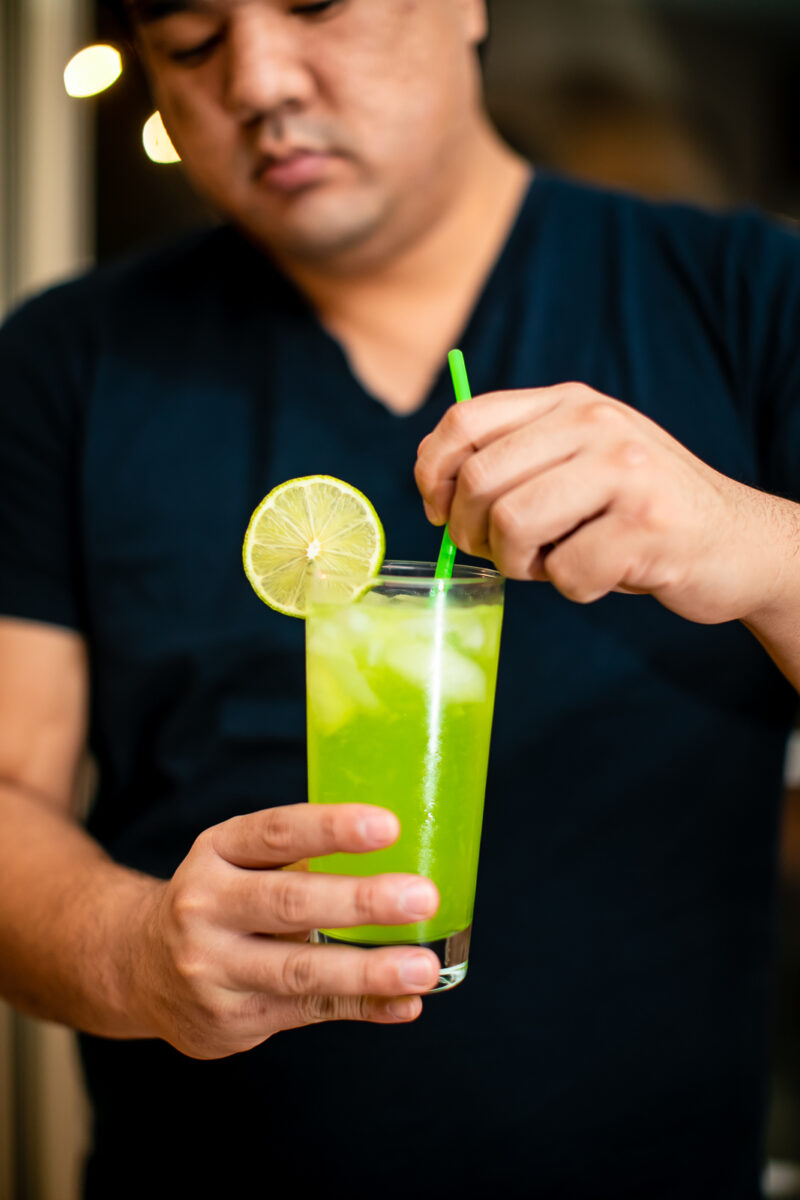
[1,224,285,340]
[523,168,800,331]
[534,167,800,269]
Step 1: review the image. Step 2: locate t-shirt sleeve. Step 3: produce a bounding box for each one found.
[0,290,87,631]
[726,212,800,501]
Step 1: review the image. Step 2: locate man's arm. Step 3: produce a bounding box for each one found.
[414,383,800,690]
[0,618,152,1036]
[0,619,441,1059]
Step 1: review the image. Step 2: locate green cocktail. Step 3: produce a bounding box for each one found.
[307,561,504,990]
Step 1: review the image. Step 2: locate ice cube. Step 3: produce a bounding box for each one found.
[305,627,341,659]
[345,609,371,634]
[307,656,381,734]
[385,642,486,704]
[447,610,486,653]
[307,661,355,734]
[438,646,487,703]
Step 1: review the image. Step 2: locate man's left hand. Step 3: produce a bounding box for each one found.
[415,383,800,627]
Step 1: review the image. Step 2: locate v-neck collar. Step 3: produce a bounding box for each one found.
[317,170,541,419]
[232,168,543,421]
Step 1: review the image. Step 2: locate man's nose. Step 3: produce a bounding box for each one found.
[223,8,316,124]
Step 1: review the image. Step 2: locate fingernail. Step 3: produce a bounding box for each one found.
[386,997,419,1021]
[359,813,398,847]
[400,954,437,988]
[399,882,438,919]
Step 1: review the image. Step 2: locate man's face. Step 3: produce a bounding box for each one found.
[133,0,488,265]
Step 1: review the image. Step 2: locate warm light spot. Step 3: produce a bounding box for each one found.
[63,44,122,98]
[142,111,181,164]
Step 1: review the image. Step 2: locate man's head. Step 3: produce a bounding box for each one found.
[119,1,491,270]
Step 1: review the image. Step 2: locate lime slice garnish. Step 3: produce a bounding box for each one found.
[242,475,385,618]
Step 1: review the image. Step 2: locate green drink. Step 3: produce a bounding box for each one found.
[307,561,504,991]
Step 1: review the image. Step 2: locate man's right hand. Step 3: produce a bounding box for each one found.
[132,803,441,1059]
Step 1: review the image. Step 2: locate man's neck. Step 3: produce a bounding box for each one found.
[269,129,532,414]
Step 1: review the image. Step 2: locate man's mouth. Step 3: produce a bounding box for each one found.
[254,147,337,193]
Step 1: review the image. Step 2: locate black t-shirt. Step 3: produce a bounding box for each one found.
[2,171,800,1199]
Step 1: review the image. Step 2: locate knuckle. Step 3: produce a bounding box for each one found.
[490,495,526,544]
[441,403,461,434]
[196,992,230,1029]
[631,496,662,531]
[556,575,594,604]
[580,399,623,429]
[613,439,650,471]
[567,582,596,605]
[172,944,212,990]
[279,946,318,996]
[190,827,216,859]
[259,808,296,858]
[317,804,339,847]
[170,885,207,932]
[488,516,530,578]
[270,877,310,927]
[458,452,491,499]
[297,993,339,1023]
[447,513,471,555]
[644,552,684,591]
[545,550,582,599]
[352,877,380,925]
[413,456,434,495]
[489,546,530,582]
[442,402,470,440]
[355,994,373,1021]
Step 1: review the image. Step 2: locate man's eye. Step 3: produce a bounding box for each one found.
[169,31,224,65]
[290,1,341,16]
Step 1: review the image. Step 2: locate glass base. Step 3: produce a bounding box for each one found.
[311,925,472,993]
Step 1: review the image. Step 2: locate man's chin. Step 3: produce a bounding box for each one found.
[235,189,391,268]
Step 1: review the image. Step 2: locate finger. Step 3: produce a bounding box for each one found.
[447,419,588,558]
[249,991,426,1033]
[415,387,569,522]
[220,869,440,935]
[211,804,400,870]
[543,511,651,604]
[225,940,441,997]
[479,450,636,575]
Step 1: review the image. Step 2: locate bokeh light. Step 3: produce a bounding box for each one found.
[63,44,122,98]
[142,112,181,164]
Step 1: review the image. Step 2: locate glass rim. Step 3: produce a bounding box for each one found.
[313,559,504,588]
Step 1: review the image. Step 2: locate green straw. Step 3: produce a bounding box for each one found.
[434,349,473,579]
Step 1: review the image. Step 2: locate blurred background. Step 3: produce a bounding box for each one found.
[2,0,800,1195]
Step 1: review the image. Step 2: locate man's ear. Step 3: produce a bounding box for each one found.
[456,0,489,47]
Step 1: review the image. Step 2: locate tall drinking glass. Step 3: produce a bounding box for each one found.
[306,561,504,991]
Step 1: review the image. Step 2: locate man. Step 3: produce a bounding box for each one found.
[1,1,800,1196]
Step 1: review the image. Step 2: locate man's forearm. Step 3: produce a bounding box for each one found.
[0,782,164,1038]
